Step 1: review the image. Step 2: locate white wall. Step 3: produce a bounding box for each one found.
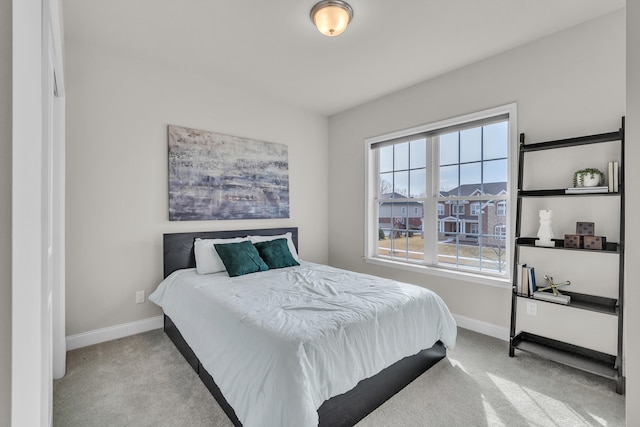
[64,42,329,336]
[626,0,639,423]
[328,11,625,333]
[0,0,11,423]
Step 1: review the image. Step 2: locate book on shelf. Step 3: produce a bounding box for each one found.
[516,263,525,295]
[516,264,536,297]
[565,186,609,194]
[608,162,614,192]
[528,267,537,296]
[516,264,527,294]
[533,291,570,304]
[607,161,619,192]
[522,265,529,296]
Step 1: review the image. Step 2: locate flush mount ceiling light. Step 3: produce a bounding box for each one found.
[310,0,353,37]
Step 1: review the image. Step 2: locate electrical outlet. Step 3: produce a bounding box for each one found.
[526,301,537,316]
[135,290,145,304]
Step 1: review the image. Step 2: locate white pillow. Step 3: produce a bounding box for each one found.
[248,232,299,261]
[194,237,249,274]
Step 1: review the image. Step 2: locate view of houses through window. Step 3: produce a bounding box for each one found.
[373,113,510,276]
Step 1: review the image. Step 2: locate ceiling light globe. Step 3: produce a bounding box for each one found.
[310,1,353,37]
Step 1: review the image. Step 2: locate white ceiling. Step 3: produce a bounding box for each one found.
[62,0,625,116]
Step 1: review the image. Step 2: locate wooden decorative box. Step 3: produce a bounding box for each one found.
[576,221,595,236]
[583,235,606,250]
[564,234,583,248]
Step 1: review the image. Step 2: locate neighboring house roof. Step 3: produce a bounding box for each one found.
[439,182,506,197]
[379,192,423,206]
[380,192,411,199]
[379,182,507,206]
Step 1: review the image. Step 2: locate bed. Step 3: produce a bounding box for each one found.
[150,227,456,427]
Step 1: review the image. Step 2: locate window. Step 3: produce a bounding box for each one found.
[366,105,514,279]
[497,201,506,216]
[469,223,479,235]
[452,203,465,215]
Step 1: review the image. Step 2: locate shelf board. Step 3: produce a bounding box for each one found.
[511,332,618,380]
[520,130,623,152]
[516,237,619,253]
[516,292,618,315]
[518,189,620,197]
[564,291,619,314]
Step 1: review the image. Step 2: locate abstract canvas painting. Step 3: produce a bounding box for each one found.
[168,125,290,221]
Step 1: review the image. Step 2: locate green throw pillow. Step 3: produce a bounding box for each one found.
[214,241,269,277]
[253,238,300,269]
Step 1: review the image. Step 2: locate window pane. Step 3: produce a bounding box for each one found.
[379,172,393,196]
[437,235,459,268]
[393,170,409,196]
[479,236,507,273]
[460,127,482,163]
[410,138,426,169]
[483,122,508,160]
[439,165,458,194]
[439,133,458,165]
[380,145,393,173]
[409,169,426,198]
[394,142,409,171]
[378,201,392,237]
[483,159,508,184]
[460,163,481,186]
[386,231,425,261]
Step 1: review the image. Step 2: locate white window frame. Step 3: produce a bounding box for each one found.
[495,224,507,240]
[471,203,481,216]
[364,104,517,287]
[437,203,444,216]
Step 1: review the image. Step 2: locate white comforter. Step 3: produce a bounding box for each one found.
[149,261,457,427]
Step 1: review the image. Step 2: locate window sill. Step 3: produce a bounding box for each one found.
[364,256,512,288]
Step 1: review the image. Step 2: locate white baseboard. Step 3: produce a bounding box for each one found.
[452,313,509,341]
[66,316,164,351]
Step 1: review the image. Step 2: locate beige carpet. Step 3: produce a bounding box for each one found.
[53,328,625,426]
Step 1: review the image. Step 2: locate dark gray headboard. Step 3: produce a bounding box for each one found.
[163,227,299,278]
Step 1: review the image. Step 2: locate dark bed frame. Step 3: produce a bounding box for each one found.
[162,227,446,427]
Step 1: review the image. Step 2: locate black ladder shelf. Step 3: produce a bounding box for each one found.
[509,117,625,394]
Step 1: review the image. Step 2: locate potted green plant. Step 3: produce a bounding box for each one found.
[573,168,604,187]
